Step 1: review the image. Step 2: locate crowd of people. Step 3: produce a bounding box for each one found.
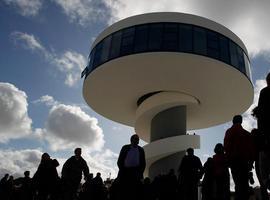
[0,73,269,200]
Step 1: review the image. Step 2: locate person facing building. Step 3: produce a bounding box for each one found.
[257,72,270,140]
[178,148,203,200]
[212,143,230,200]
[32,152,60,200]
[117,134,146,200]
[256,72,270,200]
[224,115,255,200]
[61,148,89,200]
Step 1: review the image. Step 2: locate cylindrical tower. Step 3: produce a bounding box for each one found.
[81,12,253,178]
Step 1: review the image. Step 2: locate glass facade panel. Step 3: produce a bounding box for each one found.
[163,23,178,51]
[244,53,251,79]
[230,41,243,72]
[230,41,239,69]
[237,46,245,73]
[148,23,163,51]
[193,27,207,55]
[92,42,103,69]
[83,22,250,81]
[179,24,192,52]
[207,31,219,59]
[109,31,122,59]
[134,25,148,53]
[120,27,135,56]
[100,35,111,64]
[88,49,95,72]
[219,36,230,64]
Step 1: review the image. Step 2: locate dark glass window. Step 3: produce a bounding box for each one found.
[229,41,246,73]
[219,35,230,64]
[93,42,103,68]
[88,49,95,72]
[134,25,148,53]
[163,23,178,51]
[148,23,163,51]
[179,24,192,52]
[109,31,122,59]
[120,27,135,56]
[244,53,251,78]
[229,41,238,68]
[85,22,250,80]
[100,35,111,64]
[193,27,207,55]
[207,31,219,59]
[236,46,245,73]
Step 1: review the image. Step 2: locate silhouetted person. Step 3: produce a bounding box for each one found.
[108,178,121,200]
[224,115,255,200]
[6,176,14,200]
[62,148,89,200]
[15,171,33,200]
[91,172,107,200]
[212,143,230,200]
[0,174,9,200]
[142,177,155,200]
[33,153,60,200]
[92,172,103,186]
[201,157,214,200]
[160,169,178,200]
[79,173,94,200]
[117,134,146,200]
[178,148,203,200]
[257,72,270,139]
[250,128,269,200]
[257,73,270,199]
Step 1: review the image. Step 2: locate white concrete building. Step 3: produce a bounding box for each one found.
[82,12,253,178]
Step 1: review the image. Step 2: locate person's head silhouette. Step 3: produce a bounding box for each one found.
[24,171,30,178]
[130,134,139,147]
[214,143,224,154]
[186,148,194,156]
[74,148,82,159]
[232,115,242,124]
[41,153,50,162]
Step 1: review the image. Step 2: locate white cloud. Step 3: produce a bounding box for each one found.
[8,1,270,56]
[11,32,48,57]
[0,85,116,179]
[0,148,118,180]
[41,104,104,151]
[32,95,104,151]
[52,0,111,26]
[104,0,270,57]
[0,83,32,142]
[3,0,43,16]
[53,51,87,86]
[32,95,59,106]
[0,149,43,178]
[84,149,118,178]
[11,32,86,87]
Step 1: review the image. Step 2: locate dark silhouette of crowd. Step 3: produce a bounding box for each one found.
[0,73,270,200]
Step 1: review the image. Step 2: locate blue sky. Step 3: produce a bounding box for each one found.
[0,0,270,182]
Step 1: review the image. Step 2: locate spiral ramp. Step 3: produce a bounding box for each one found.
[143,134,200,177]
[135,91,201,178]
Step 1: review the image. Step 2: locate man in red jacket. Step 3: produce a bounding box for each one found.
[224,115,255,200]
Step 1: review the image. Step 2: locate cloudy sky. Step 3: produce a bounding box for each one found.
[0,0,269,182]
